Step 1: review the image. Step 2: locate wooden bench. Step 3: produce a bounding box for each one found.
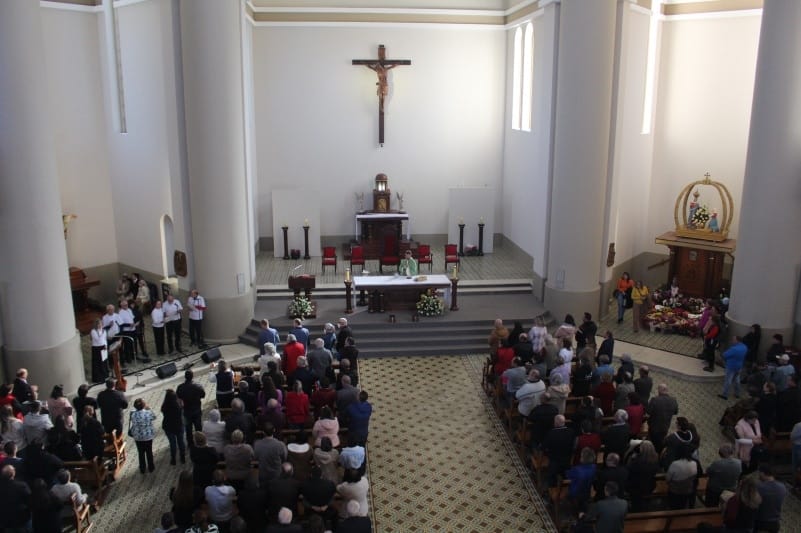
[102,430,127,480]
[65,492,94,533]
[63,456,109,491]
[766,430,792,462]
[623,506,722,532]
[548,473,709,522]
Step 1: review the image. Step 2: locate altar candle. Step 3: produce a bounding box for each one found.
[479,217,484,224]
[304,218,309,226]
[458,217,464,225]
[345,268,351,282]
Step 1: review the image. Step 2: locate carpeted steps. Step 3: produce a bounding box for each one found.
[239,318,537,357]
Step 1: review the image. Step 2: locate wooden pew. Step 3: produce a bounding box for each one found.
[766,430,792,462]
[623,507,722,532]
[102,430,127,480]
[63,457,109,491]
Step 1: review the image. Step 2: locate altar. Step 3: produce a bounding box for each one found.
[355,212,410,241]
[353,274,453,313]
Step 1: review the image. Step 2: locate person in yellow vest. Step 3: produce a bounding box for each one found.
[631,280,650,333]
[399,249,418,277]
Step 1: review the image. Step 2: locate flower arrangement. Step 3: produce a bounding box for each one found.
[690,204,711,229]
[416,291,444,317]
[651,289,705,314]
[644,306,700,337]
[288,296,313,319]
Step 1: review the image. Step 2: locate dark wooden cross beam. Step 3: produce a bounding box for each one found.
[352,44,411,146]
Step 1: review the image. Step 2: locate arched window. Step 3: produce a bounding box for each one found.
[511,27,523,131]
[521,22,534,131]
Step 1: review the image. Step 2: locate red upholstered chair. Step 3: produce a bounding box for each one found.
[321,246,337,273]
[379,235,399,273]
[444,243,460,271]
[350,245,365,271]
[417,244,433,272]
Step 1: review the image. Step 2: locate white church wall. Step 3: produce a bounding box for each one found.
[500,6,557,279]
[604,5,654,282]
[253,25,506,242]
[648,13,761,253]
[40,8,117,270]
[104,0,195,288]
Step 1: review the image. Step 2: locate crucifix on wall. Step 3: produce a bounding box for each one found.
[352,44,411,146]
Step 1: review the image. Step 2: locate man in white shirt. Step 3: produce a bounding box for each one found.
[117,299,136,365]
[101,304,121,347]
[150,300,166,356]
[516,369,546,417]
[187,289,207,348]
[22,401,53,445]
[163,294,183,354]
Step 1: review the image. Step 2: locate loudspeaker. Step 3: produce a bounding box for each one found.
[156,362,177,379]
[202,347,222,364]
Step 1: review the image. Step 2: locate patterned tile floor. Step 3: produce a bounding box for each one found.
[361,355,555,533]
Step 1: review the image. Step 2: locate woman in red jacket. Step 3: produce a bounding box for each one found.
[703,316,721,372]
[285,380,310,430]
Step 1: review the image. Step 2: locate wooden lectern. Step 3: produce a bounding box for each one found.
[288,275,316,300]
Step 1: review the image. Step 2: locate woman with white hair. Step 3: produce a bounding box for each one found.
[202,409,226,455]
[322,323,337,353]
[258,342,281,374]
[546,372,571,414]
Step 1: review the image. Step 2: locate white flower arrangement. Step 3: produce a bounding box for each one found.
[288,296,313,319]
[416,291,444,317]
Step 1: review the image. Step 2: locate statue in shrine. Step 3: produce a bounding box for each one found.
[687,190,699,228]
[355,192,365,212]
[672,173,733,242]
[396,191,404,212]
[709,210,720,232]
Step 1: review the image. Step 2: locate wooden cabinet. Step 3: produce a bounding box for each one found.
[655,232,735,298]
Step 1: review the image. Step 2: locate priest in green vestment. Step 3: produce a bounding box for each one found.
[399,249,418,276]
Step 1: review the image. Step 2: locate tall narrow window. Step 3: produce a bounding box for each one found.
[521,22,534,131]
[511,27,523,131]
[641,0,662,134]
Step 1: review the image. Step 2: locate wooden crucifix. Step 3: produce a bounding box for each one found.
[352,45,411,146]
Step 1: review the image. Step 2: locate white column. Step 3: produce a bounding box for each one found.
[0,0,84,391]
[727,0,801,348]
[180,0,253,341]
[544,0,619,321]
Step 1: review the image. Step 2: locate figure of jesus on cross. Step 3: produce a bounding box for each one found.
[353,45,411,145]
